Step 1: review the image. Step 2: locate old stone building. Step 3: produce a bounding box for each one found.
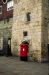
[0,0,13,55]
[0,0,49,62]
[11,0,49,62]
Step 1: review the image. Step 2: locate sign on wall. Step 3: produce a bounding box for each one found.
[7,0,13,11]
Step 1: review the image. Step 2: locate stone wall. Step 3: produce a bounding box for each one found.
[48,23,49,43]
[0,18,13,51]
[47,0,49,44]
[11,0,42,61]
[11,0,49,62]
[41,0,49,61]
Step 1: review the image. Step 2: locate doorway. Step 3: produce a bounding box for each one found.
[3,37,12,56]
[8,38,12,56]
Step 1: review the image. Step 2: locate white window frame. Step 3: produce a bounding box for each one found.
[2,0,7,4]
[7,0,13,11]
[0,6,2,14]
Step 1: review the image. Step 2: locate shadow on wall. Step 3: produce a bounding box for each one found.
[41,0,48,62]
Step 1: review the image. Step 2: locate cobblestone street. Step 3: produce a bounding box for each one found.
[0,56,49,75]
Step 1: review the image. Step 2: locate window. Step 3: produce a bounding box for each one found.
[23,31,28,37]
[26,12,31,21]
[0,6,2,14]
[2,0,7,4]
[7,0,13,11]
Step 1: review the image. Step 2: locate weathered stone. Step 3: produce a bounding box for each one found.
[0,18,13,50]
[11,0,49,62]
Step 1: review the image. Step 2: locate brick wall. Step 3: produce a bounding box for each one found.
[0,0,13,20]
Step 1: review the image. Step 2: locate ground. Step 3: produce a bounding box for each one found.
[0,56,49,75]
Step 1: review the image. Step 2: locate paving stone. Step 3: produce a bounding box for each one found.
[0,56,48,75]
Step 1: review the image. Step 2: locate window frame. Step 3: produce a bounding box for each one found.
[7,0,13,11]
[2,0,7,4]
[0,6,2,14]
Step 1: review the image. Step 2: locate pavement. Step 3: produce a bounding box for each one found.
[0,56,49,75]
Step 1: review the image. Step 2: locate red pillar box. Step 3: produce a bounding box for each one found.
[20,44,28,61]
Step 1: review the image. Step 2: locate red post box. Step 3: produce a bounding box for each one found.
[20,44,28,61]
